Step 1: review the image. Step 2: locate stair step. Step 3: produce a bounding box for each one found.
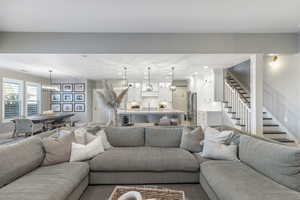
[235,123,246,127]
[263,124,279,127]
[228,112,237,114]
[263,117,272,120]
[231,117,241,120]
[224,106,232,109]
[271,138,295,143]
[264,131,286,135]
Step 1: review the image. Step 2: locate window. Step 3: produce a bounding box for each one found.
[26,82,41,116]
[2,79,23,120]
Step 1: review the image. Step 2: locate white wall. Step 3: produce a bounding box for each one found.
[0,68,49,121]
[263,53,300,139]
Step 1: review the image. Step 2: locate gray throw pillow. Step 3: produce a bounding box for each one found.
[180,127,204,152]
[86,126,101,135]
[42,133,73,166]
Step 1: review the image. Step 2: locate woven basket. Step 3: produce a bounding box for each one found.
[109,186,185,200]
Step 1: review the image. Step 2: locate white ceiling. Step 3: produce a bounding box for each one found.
[0,0,300,33]
[0,54,250,80]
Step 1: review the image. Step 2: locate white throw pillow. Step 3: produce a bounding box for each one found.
[202,140,238,161]
[70,136,104,162]
[204,127,233,144]
[86,132,97,144]
[74,127,87,144]
[96,130,113,150]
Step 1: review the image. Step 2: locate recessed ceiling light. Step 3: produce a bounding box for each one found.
[81,55,88,58]
[193,72,198,75]
[203,66,209,69]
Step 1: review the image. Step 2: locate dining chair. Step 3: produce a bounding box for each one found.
[13,119,34,138]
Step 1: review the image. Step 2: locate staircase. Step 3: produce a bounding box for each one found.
[223,74,295,145]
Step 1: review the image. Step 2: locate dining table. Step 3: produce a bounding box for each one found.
[12,113,75,132]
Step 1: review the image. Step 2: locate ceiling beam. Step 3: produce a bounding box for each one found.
[0,32,298,54]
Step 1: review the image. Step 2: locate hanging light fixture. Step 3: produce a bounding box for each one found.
[42,70,59,91]
[169,67,177,91]
[123,66,128,88]
[146,67,153,92]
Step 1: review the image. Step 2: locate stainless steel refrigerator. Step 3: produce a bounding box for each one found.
[187,92,197,125]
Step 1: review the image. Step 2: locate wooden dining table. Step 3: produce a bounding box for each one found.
[12,113,75,132]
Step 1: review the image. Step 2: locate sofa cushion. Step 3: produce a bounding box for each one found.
[240,135,300,192]
[90,147,199,172]
[145,127,182,147]
[105,127,145,147]
[201,160,300,200]
[0,137,44,188]
[42,133,73,166]
[180,127,204,153]
[0,162,89,200]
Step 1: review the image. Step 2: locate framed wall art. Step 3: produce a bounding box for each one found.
[74,93,85,102]
[62,93,73,102]
[51,93,61,102]
[74,103,85,112]
[62,103,73,112]
[51,104,61,112]
[62,83,73,92]
[74,83,85,92]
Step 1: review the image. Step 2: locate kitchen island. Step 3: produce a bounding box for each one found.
[118,109,185,125]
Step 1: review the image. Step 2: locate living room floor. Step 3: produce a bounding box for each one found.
[81,184,209,200]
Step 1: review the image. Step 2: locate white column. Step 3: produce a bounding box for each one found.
[250,54,264,136]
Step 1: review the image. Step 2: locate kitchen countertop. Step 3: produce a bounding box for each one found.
[118,109,185,114]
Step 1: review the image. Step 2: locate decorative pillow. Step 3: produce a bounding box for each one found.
[42,133,73,166]
[86,125,101,135]
[86,132,97,144]
[96,130,113,150]
[204,127,233,144]
[70,136,104,162]
[74,128,87,145]
[202,140,238,161]
[180,127,204,153]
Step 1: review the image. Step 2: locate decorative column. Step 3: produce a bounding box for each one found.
[250,54,264,136]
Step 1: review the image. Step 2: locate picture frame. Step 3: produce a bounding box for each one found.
[51,93,61,102]
[62,83,73,92]
[62,103,73,112]
[74,83,85,92]
[74,93,85,102]
[52,83,61,92]
[74,103,85,112]
[62,93,73,102]
[51,104,61,112]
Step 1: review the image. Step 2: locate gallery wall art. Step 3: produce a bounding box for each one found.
[50,83,86,112]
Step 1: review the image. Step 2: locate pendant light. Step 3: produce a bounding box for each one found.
[146,67,153,92]
[123,66,128,88]
[169,67,177,91]
[42,70,59,91]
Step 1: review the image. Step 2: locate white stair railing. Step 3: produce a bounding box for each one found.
[224,81,251,134]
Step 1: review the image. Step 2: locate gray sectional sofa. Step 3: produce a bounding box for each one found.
[0,126,300,200]
[200,135,300,200]
[0,136,89,200]
[89,126,200,185]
